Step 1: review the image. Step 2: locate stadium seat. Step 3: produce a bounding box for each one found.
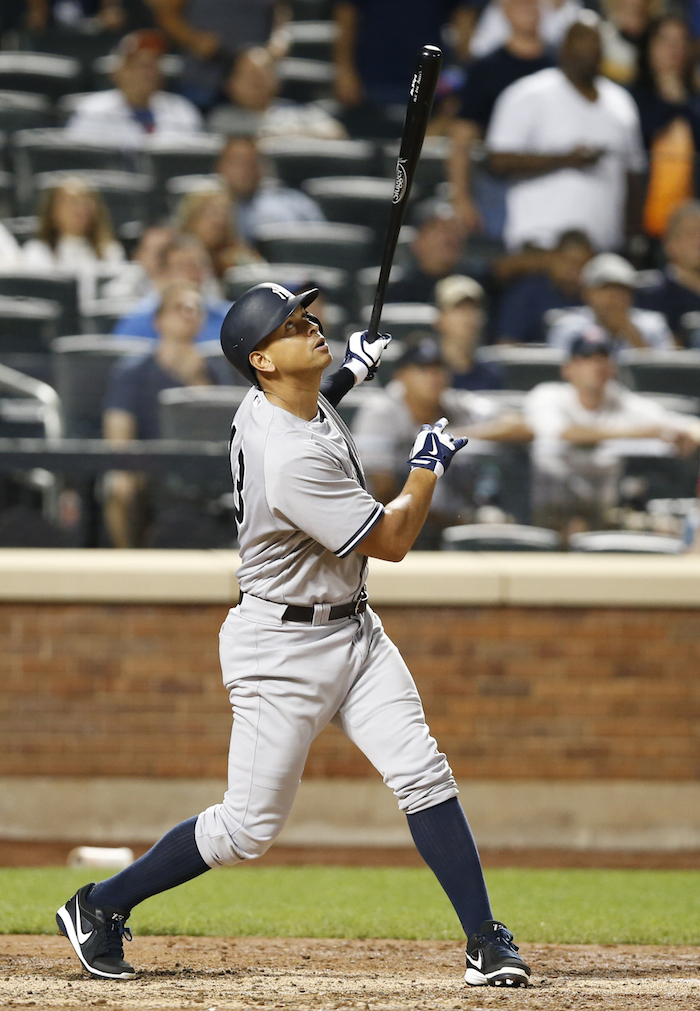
[258,136,376,189]
[0,272,79,336]
[0,294,61,382]
[285,20,337,61]
[0,359,62,440]
[0,90,54,133]
[379,137,449,196]
[475,345,565,390]
[442,523,561,551]
[224,262,352,312]
[568,530,684,553]
[290,0,333,18]
[197,339,249,386]
[34,169,154,230]
[303,177,398,242]
[12,129,128,209]
[0,172,12,218]
[0,53,82,98]
[51,334,152,437]
[642,393,700,415]
[256,221,374,272]
[276,57,334,103]
[0,216,37,245]
[80,296,141,334]
[360,302,438,343]
[616,348,700,398]
[158,386,249,441]
[141,135,225,215]
[355,265,406,312]
[165,173,221,213]
[332,385,376,428]
[15,30,120,85]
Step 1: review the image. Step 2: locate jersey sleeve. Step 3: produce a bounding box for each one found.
[267,444,384,558]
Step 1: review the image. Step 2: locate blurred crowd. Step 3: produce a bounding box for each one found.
[0,0,700,550]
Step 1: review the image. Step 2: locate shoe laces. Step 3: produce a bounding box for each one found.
[479,925,519,954]
[97,914,132,960]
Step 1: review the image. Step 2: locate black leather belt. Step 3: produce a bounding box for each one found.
[239,589,367,623]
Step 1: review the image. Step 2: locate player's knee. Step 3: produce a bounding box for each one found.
[393,760,458,816]
[195,803,283,867]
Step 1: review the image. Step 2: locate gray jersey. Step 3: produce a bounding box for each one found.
[231,388,384,606]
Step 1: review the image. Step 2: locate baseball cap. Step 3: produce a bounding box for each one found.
[435,274,484,310]
[117,30,168,60]
[411,198,457,228]
[395,337,445,370]
[568,326,614,359]
[581,253,636,289]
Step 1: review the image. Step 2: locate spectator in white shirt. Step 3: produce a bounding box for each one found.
[207,47,346,140]
[0,223,22,269]
[66,30,202,148]
[22,177,125,273]
[470,0,582,58]
[548,252,674,352]
[524,330,700,534]
[486,17,647,251]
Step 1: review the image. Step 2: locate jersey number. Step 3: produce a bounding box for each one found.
[233,446,245,525]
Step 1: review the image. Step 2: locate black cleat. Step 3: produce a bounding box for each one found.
[56,883,135,980]
[464,919,530,987]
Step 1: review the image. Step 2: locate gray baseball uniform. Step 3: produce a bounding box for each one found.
[195,386,457,867]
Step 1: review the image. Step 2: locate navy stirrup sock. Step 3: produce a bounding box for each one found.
[89,817,210,915]
[407,797,493,935]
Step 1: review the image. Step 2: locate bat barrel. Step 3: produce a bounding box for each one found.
[367,45,442,342]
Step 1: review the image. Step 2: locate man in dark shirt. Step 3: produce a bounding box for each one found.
[102,282,221,546]
[636,200,700,344]
[497,230,594,343]
[386,200,491,304]
[435,275,504,389]
[447,0,553,234]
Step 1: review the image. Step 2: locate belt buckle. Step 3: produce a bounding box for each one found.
[353,588,368,615]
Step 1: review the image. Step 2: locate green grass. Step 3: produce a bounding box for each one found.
[1,866,699,945]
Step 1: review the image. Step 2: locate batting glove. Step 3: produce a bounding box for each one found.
[408,417,468,479]
[342,330,392,385]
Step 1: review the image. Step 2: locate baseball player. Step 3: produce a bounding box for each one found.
[56,283,530,989]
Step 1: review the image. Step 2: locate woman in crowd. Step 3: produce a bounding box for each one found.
[23,178,125,272]
[630,16,700,241]
[175,187,262,280]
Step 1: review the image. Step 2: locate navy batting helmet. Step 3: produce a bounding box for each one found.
[220,282,319,381]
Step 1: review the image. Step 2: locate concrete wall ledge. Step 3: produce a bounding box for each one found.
[0,548,700,607]
[3,777,700,851]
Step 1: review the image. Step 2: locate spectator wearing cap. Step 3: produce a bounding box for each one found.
[216,136,325,244]
[351,338,500,545]
[65,30,202,147]
[486,19,647,252]
[448,0,555,235]
[524,331,700,535]
[547,253,674,353]
[637,201,700,345]
[434,275,504,390]
[385,200,490,305]
[497,230,593,343]
[102,282,222,547]
[206,47,346,140]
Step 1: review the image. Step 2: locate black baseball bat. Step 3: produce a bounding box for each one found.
[366,44,443,344]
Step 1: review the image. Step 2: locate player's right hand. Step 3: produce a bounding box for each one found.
[407,418,467,479]
[342,330,392,385]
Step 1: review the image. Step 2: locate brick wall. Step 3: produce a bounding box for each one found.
[1,603,698,780]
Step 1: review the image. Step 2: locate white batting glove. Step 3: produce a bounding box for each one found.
[408,417,468,479]
[342,329,392,384]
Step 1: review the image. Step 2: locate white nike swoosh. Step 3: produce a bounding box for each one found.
[466,951,483,970]
[76,916,93,945]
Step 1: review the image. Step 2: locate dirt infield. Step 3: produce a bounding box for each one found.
[1,935,699,1011]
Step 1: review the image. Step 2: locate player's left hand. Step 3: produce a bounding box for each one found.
[342,330,392,385]
[408,418,468,479]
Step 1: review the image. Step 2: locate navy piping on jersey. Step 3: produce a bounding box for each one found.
[335,502,384,559]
